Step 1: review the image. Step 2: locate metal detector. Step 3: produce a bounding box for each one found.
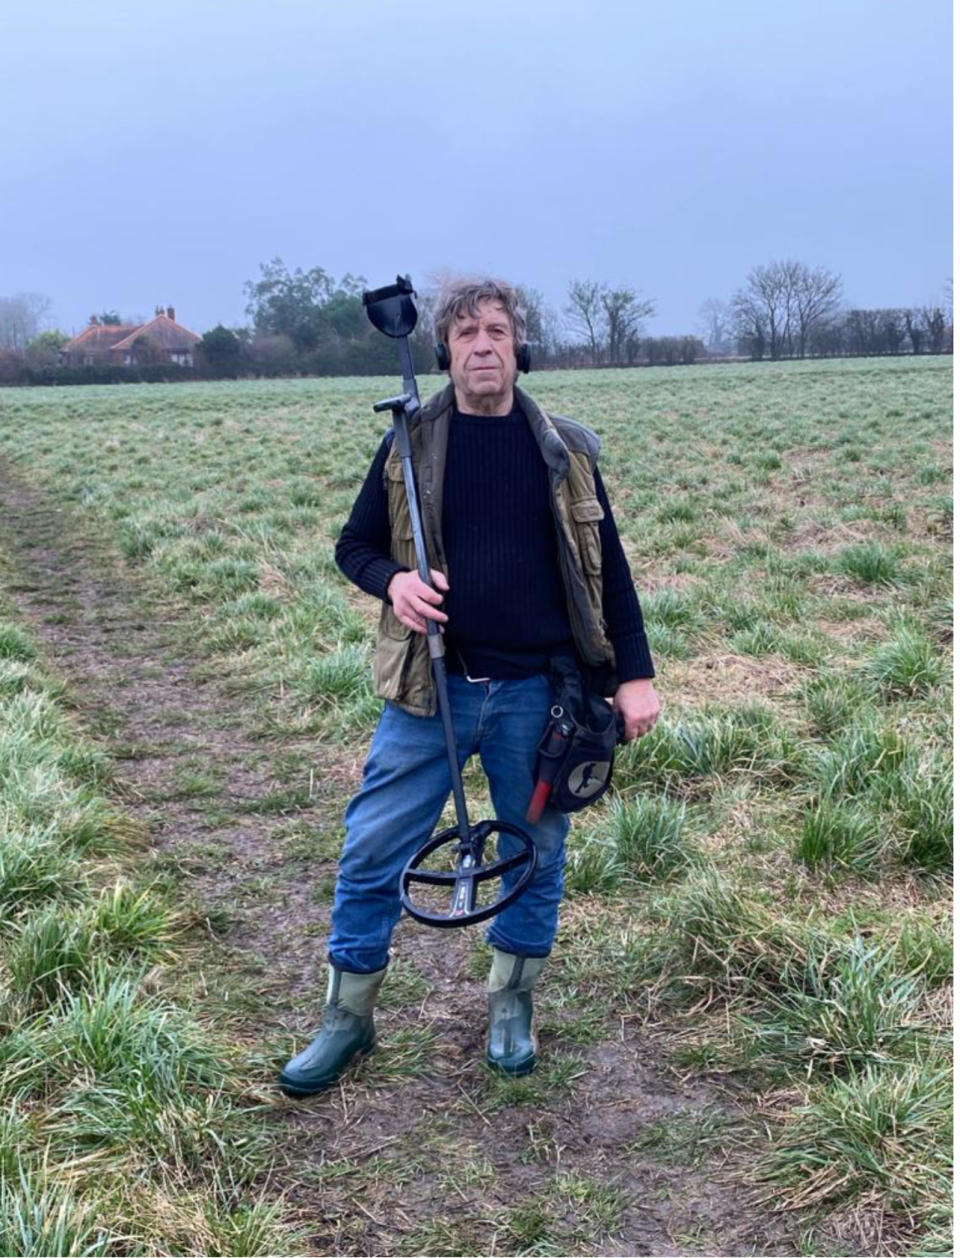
[362,276,538,928]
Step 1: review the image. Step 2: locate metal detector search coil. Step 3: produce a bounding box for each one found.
[362,275,538,929]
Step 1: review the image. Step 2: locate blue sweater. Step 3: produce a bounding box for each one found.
[335,404,654,682]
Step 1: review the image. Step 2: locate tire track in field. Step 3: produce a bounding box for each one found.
[0,463,801,1258]
[0,467,345,1015]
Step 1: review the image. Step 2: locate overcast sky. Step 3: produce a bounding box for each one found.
[1,0,952,338]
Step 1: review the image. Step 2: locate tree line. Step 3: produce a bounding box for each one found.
[700,262,952,360]
[0,259,951,385]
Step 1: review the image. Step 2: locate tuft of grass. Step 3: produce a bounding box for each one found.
[801,675,870,738]
[0,969,227,1103]
[894,918,953,988]
[88,880,183,957]
[795,800,887,875]
[0,826,80,920]
[753,936,929,1071]
[645,622,695,659]
[644,585,704,630]
[863,625,946,699]
[731,620,781,656]
[760,1059,951,1221]
[0,1165,118,1257]
[564,839,622,895]
[6,906,98,1006]
[298,644,370,704]
[0,624,37,662]
[812,720,908,802]
[645,870,805,998]
[655,498,699,524]
[619,703,801,793]
[0,661,45,699]
[609,794,697,880]
[893,761,953,873]
[837,542,901,585]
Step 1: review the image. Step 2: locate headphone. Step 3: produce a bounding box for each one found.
[435,340,532,374]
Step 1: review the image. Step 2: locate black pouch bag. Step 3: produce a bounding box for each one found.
[527,658,622,821]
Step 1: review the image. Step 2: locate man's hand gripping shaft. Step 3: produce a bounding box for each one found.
[388,568,449,635]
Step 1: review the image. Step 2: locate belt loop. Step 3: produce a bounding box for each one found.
[458,649,491,685]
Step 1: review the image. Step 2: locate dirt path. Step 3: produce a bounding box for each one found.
[0,464,801,1257]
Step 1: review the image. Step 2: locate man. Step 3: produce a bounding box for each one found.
[279,277,660,1097]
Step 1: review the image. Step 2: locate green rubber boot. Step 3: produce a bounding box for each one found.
[279,963,387,1097]
[486,948,546,1076]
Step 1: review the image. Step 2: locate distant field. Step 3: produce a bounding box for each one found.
[0,355,952,1255]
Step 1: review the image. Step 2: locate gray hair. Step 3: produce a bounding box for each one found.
[433,276,527,353]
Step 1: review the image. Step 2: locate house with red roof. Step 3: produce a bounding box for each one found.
[59,306,201,367]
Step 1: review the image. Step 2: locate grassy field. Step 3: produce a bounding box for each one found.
[0,355,952,1256]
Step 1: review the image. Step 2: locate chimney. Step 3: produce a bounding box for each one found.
[155,304,163,316]
[166,306,175,321]
[89,314,99,325]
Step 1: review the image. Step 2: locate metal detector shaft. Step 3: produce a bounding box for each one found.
[373,393,474,871]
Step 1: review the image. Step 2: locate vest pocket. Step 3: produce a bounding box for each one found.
[570,497,604,575]
[386,459,414,540]
[373,603,413,701]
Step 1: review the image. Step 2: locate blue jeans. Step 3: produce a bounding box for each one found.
[328,673,568,973]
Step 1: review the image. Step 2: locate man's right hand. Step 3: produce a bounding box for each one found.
[387,568,449,634]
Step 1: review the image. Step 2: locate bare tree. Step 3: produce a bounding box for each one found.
[792,264,843,358]
[0,292,53,351]
[565,280,604,365]
[808,318,845,358]
[904,309,924,354]
[600,287,654,365]
[730,291,767,359]
[514,284,555,363]
[878,309,905,355]
[697,298,733,354]
[844,309,880,356]
[741,263,788,360]
[922,306,946,354]
[733,261,842,360]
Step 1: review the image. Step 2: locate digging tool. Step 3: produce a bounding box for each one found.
[362,276,538,928]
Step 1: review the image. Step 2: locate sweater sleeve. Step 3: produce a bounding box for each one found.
[595,469,656,681]
[334,434,407,602]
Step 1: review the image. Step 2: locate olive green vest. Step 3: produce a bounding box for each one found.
[373,383,617,715]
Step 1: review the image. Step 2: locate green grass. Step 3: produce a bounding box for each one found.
[836,541,904,585]
[761,1058,951,1221]
[795,799,886,875]
[0,611,296,1255]
[863,623,947,698]
[0,355,951,1254]
[609,793,698,880]
[617,702,802,794]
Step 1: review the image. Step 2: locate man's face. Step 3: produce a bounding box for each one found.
[446,299,518,412]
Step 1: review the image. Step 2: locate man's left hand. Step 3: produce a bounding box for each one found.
[613,678,661,741]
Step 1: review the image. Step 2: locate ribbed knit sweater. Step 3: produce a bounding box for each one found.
[335,404,655,683]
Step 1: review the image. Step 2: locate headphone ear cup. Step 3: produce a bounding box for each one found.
[517,342,532,373]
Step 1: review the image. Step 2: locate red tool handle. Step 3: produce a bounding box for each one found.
[525,714,572,823]
[526,779,554,824]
